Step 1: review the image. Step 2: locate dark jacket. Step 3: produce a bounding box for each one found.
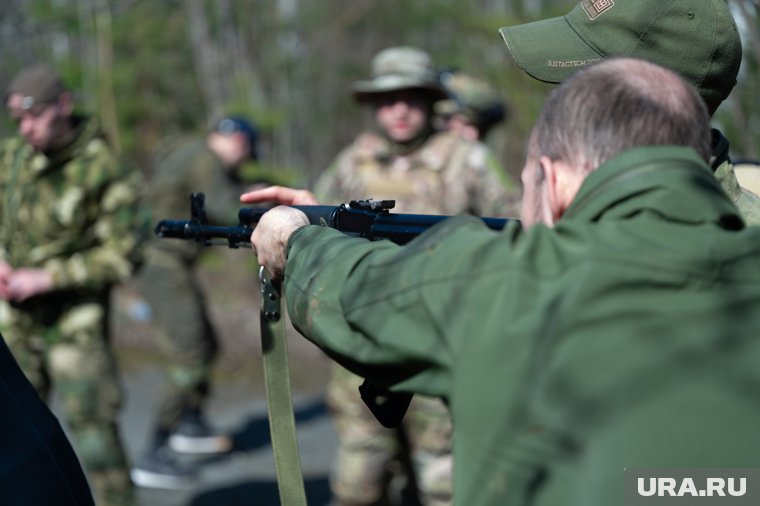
[0,335,93,505]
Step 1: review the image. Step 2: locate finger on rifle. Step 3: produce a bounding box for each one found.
[240,185,320,206]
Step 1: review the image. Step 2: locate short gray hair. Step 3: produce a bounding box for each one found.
[531,58,711,173]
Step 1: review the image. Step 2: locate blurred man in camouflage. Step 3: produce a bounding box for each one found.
[314,46,520,506]
[130,116,258,489]
[0,64,144,506]
[498,0,760,224]
[435,70,508,142]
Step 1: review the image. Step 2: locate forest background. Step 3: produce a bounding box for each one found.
[0,0,758,191]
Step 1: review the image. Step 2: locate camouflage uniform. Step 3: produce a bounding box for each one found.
[0,118,144,506]
[435,71,507,140]
[710,129,760,225]
[137,137,243,437]
[315,128,519,506]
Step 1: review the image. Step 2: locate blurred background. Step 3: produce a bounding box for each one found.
[1,1,759,504]
[1,0,756,189]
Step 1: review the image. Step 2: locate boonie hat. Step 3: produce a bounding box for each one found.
[6,64,66,110]
[436,71,507,127]
[352,46,448,103]
[215,116,259,160]
[498,0,742,109]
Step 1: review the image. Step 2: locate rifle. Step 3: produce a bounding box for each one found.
[155,192,511,501]
[157,192,510,419]
[155,192,511,250]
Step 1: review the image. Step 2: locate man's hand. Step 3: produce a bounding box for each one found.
[6,268,54,302]
[240,185,320,206]
[251,206,310,279]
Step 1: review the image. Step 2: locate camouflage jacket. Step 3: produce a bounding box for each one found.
[0,117,145,293]
[314,130,520,217]
[711,128,760,225]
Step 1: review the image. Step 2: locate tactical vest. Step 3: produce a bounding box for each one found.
[341,131,481,215]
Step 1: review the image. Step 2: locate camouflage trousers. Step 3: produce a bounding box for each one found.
[0,297,136,506]
[135,254,219,432]
[327,365,453,506]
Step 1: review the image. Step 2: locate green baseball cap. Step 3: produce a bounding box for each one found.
[498,0,742,109]
[6,64,66,109]
[352,46,448,103]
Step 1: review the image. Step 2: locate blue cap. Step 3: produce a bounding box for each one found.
[215,116,258,160]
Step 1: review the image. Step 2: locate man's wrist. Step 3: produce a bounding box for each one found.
[285,224,313,261]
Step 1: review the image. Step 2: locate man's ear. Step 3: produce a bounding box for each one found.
[57,92,74,117]
[539,156,585,224]
[538,155,564,225]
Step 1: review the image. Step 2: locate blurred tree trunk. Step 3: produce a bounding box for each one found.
[3,0,755,179]
[93,0,121,152]
[184,0,225,122]
[76,0,98,113]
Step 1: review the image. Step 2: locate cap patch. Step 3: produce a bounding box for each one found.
[581,0,615,20]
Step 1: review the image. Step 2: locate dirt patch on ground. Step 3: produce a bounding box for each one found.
[111,248,332,395]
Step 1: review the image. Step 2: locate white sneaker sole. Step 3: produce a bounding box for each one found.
[168,434,233,454]
[130,468,195,490]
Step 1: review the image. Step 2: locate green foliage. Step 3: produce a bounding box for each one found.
[3,0,759,184]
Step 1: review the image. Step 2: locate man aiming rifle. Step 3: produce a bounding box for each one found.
[243,58,760,505]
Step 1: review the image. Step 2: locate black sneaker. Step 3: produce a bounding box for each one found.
[130,447,197,490]
[168,412,234,455]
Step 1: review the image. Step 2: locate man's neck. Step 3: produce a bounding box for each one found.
[42,118,78,157]
[382,125,434,157]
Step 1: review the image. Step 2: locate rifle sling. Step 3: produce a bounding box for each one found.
[259,267,307,506]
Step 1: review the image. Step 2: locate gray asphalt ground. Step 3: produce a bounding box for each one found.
[118,365,337,506]
[54,249,339,506]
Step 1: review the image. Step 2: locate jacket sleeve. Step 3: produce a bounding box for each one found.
[285,225,450,397]
[284,216,512,398]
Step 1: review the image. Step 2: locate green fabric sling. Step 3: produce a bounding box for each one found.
[259,267,307,506]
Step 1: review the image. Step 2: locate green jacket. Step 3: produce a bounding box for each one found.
[285,146,760,505]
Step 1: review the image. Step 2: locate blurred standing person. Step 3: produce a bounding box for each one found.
[435,70,508,142]
[130,116,258,489]
[314,46,520,506]
[0,64,144,506]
